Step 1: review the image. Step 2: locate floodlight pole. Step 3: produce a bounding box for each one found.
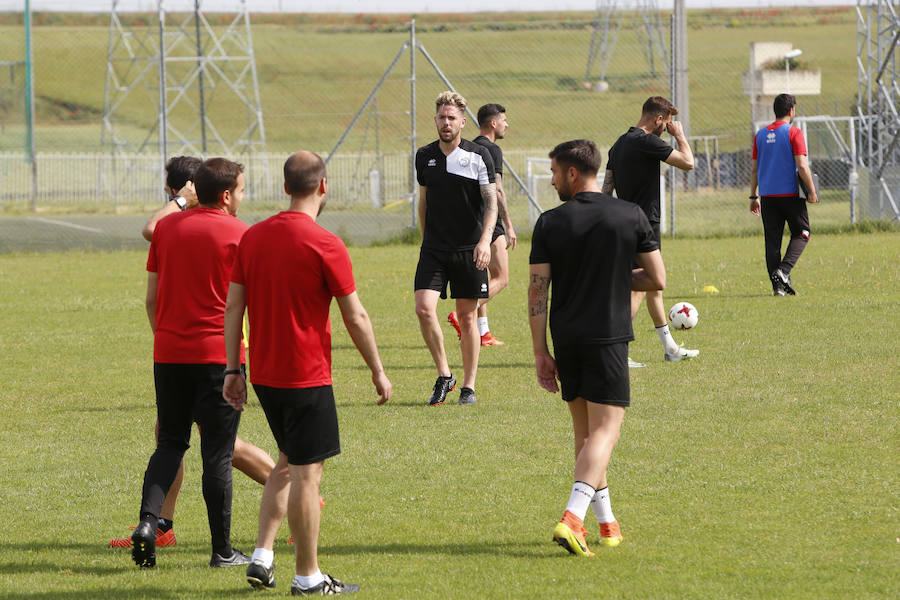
[784,49,802,95]
[668,13,676,237]
[673,0,690,137]
[785,59,790,94]
[24,0,37,211]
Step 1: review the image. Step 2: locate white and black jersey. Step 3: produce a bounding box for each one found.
[416,139,496,252]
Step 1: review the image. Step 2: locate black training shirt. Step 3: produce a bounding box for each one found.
[530,191,658,345]
[606,126,674,223]
[416,139,495,252]
[472,135,504,176]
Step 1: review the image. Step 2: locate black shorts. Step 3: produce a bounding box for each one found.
[554,341,630,407]
[414,247,489,300]
[491,220,506,243]
[252,384,340,465]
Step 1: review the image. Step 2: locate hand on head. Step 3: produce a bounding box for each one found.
[177,181,198,208]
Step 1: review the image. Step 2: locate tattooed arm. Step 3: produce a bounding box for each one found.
[475,183,498,270]
[601,169,616,195]
[528,263,558,393]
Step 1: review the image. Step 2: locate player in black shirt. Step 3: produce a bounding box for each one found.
[468,103,515,347]
[414,91,498,406]
[529,139,665,556]
[604,96,698,364]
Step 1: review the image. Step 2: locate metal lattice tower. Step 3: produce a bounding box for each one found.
[856,0,900,219]
[585,0,669,82]
[101,0,266,200]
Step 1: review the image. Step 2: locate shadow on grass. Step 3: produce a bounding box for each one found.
[322,539,558,560]
[65,403,150,414]
[342,361,534,372]
[0,541,212,576]
[332,343,425,351]
[672,293,784,300]
[336,400,490,407]
[0,589,186,600]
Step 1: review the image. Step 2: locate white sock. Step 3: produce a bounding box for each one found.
[656,324,679,354]
[251,547,274,568]
[565,481,596,521]
[590,486,616,524]
[477,317,489,336]
[293,571,325,590]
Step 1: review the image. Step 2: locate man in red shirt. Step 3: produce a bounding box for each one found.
[111,156,275,551]
[131,158,251,570]
[223,151,391,595]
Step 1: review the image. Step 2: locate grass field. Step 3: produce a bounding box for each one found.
[0,231,897,598]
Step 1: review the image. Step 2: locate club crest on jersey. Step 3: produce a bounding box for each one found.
[427,158,437,167]
[458,155,470,168]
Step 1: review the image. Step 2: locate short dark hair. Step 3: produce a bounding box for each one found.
[773,93,796,119]
[642,96,678,119]
[284,151,326,197]
[193,158,243,206]
[164,155,202,191]
[477,103,506,128]
[548,139,601,175]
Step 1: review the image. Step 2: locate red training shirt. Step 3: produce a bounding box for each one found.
[147,207,248,364]
[231,211,356,389]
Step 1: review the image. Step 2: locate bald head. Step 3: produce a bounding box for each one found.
[284,151,326,198]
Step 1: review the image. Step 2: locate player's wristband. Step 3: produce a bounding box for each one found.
[224,368,242,376]
[749,195,758,200]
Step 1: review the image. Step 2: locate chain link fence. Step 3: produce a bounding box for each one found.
[0,7,891,248]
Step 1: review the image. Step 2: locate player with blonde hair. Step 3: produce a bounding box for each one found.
[414,91,498,406]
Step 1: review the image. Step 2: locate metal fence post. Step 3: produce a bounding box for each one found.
[410,19,417,230]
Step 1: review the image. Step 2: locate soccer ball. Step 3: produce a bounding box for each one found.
[668,302,699,330]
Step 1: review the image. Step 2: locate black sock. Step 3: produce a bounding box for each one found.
[157,518,173,532]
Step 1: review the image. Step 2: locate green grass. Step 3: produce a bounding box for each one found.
[0,231,898,598]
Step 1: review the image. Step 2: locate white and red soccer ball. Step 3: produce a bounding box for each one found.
[668,302,699,330]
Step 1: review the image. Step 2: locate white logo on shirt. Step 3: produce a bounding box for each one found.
[481,283,488,292]
[427,158,437,167]
[766,132,776,143]
[459,155,470,168]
